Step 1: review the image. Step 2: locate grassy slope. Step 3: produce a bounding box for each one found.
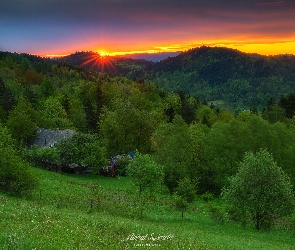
[0,167,294,250]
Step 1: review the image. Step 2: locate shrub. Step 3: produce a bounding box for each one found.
[208,204,225,225]
[25,145,60,165]
[201,192,214,203]
[174,195,189,219]
[274,215,295,235]
[55,132,107,172]
[227,206,248,228]
[174,177,197,204]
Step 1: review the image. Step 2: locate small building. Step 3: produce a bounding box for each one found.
[31,128,75,148]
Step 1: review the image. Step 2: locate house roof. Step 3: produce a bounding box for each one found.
[31,128,74,148]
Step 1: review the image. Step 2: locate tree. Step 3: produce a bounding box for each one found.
[77,80,102,131]
[279,93,295,119]
[24,69,44,85]
[151,115,191,193]
[39,96,72,129]
[203,118,253,194]
[222,149,295,230]
[196,105,217,127]
[177,91,199,124]
[0,77,15,119]
[0,124,38,196]
[6,99,37,144]
[174,177,197,219]
[187,123,208,193]
[163,93,181,122]
[66,97,87,132]
[127,151,164,196]
[127,152,164,218]
[262,101,286,123]
[100,97,155,155]
[40,78,54,98]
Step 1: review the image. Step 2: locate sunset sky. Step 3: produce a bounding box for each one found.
[1,0,295,57]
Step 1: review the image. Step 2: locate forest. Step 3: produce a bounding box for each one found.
[57,47,295,110]
[2,50,295,192]
[1,49,295,237]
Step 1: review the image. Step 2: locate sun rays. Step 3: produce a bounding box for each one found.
[79,52,118,74]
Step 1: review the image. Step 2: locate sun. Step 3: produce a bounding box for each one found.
[98,50,108,57]
[79,51,118,73]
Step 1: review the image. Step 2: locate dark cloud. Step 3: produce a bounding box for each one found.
[1,0,295,55]
[1,0,294,24]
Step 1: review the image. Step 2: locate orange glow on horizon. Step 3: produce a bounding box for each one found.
[44,54,70,58]
[44,39,295,58]
[229,41,295,55]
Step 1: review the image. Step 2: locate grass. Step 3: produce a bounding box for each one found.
[0,167,295,249]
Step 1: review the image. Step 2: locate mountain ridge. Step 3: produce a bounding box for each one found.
[148,46,295,108]
[2,46,295,109]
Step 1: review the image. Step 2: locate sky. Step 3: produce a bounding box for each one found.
[1,0,295,57]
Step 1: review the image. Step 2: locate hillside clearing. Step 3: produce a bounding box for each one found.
[0,167,294,249]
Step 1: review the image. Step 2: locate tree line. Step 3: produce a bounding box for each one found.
[147,46,295,109]
[48,47,295,110]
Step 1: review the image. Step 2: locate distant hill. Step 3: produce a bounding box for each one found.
[56,51,153,79]
[3,47,295,109]
[126,52,181,62]
[54,47,295,109]
[148,46,295,109]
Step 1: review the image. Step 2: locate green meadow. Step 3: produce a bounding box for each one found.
[1,167,294,250]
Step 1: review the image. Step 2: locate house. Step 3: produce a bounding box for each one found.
[31,128,75,148]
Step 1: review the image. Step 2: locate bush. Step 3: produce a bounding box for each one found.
[174,177,197,203]
[227,207,248,228]
[0,161,38,196]
[25,145,60,165]
[201,192,214,203]
[274,215,295,235]
[174,195,189,219]
[55,132,107,172]
[208,204,225,225]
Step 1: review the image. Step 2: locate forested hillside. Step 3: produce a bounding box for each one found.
[55,47,295,110]
[1,50,295,197]
[57,51,152,80]
[149,46,295,109]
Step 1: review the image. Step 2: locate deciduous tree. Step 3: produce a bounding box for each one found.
[0,124,38,196]
[174,178,197,219]
[127,152,163,196]
[6,99,37,143]
[151,115,190,193]
[127,151,164,218]
[222,149,295,230]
